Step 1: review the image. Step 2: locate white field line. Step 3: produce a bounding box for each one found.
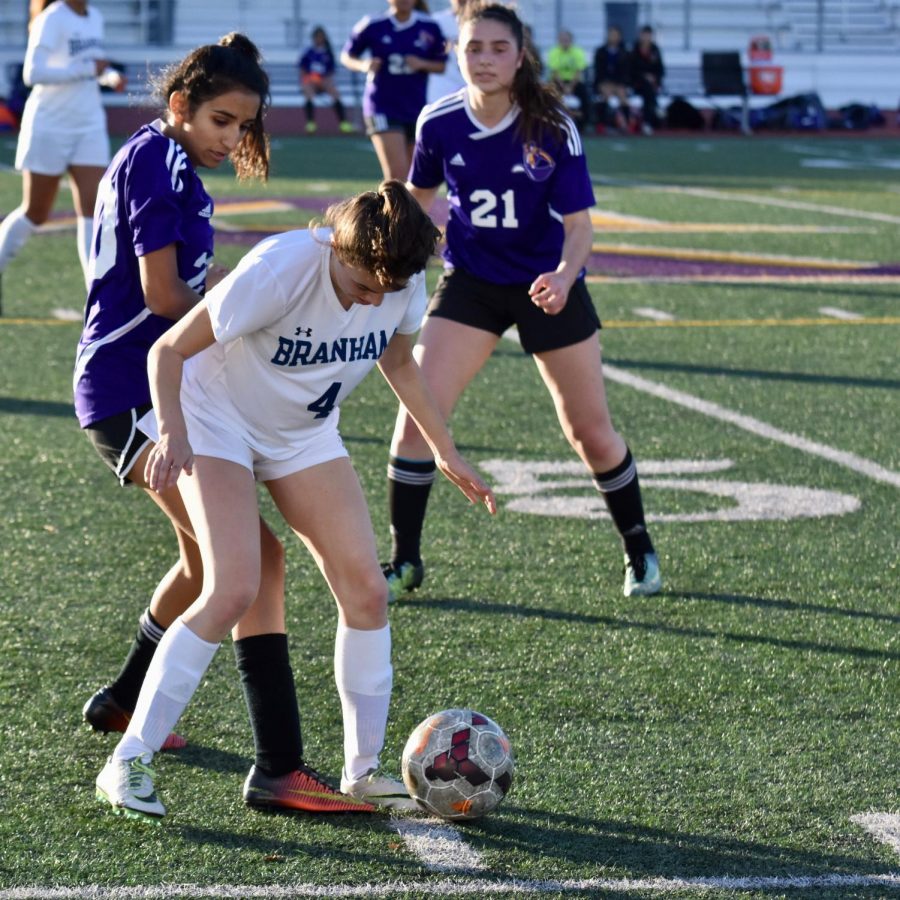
[818,306,863,320]
[391,816,485,871]
[2,873,899,898]
[642,184,900,225]
[633,307,676,321]
[500,329,900,489]
[853,813,900,858]
[603,365,900,489]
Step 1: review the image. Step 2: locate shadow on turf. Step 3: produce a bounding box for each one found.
[401,597,900,662]
[464,806,886,879]
[0,395,74,417]
[679,590,899,624]
[607,358,900,391]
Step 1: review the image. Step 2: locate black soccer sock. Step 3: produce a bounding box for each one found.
[334,99,346,122]
[108,608,166,711]
[234,633,302,778]
[304,99,315,123]
[593,448,654,558]
[387,455,437,567]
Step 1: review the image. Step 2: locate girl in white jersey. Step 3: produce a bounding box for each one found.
[0,0,125,297]
[95,181,496,821]
[385,1,662,601]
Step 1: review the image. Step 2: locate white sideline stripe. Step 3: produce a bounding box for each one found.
[853,812,900,859]
[51,307,82,322]
[633,307,676,321]
[819,306,863,320]
[391,816,485,871]
[642,183,900,225]
[602,365,900,489]
[499,329,900,489]
[3,874,899,897]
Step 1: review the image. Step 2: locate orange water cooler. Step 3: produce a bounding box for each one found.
[748,35,783,95]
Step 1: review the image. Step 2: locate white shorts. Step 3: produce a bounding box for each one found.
[16,125,110,174]
[137,402,348,483]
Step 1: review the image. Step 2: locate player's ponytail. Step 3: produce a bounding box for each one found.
[460,2,568,144]
[323,180,441,287]
[153,32,270,181]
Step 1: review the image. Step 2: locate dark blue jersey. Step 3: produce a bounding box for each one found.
[342,11,446,123]
[74,120,214,427]
[411,91,596,284]
[299,45,335,77]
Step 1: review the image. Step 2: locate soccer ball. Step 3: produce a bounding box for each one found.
[401,709,514,821]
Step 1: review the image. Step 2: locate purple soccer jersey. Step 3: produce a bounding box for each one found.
[411,91,596,284]
[299,45,335,77]
[74,121,214,427]
[342,11,446,123]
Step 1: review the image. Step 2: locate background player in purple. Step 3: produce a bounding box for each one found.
[298,25,353,134]
[384,1,662,600]
[340,0,446,180]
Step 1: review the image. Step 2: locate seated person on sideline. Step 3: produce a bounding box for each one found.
[545,29,590,131]
[629,25,664,134]
[298,26,354,133]
[593,25,631,132]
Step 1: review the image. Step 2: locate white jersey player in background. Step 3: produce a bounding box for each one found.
[95,180,496,821]
[0,0,125,300]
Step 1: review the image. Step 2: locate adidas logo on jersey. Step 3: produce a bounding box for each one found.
[449,153,466,166]
[198,204,212,218]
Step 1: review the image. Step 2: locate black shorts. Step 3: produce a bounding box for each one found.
[83,404,153,487]
[364,114,416,143]
[427,267,600,354]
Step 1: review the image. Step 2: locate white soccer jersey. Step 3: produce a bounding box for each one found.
[178,229,426,459]
[20,2,107,135]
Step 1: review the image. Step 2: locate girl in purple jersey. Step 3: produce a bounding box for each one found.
[340,0,446,180]
[76,35,367,814]
[0,0,125,300]
[94,181,495,821]
[298,26,353,134]
[385,1,662,600]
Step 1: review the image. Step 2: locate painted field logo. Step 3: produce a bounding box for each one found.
[478,458,860,523]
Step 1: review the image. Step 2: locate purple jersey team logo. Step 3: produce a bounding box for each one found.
[522,142,556,182]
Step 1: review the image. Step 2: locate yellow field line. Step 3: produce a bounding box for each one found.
[590,242,870,269]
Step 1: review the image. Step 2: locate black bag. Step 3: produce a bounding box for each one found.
[666,96,704,130]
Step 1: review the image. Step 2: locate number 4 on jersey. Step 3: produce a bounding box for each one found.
[307,381,342,419]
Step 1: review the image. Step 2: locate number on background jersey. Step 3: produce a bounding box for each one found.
[469,189,519,228]
[307,381,342,419]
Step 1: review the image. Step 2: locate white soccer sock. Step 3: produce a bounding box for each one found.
[0,208,37,272]
[76,215,93,286]
[113,617,219,762]
[334,622,393,782]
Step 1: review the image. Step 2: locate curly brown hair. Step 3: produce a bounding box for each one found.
[323,181,441,288]
[152,33,270,181]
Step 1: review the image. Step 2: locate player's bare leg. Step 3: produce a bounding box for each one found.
[534,335,660,596]
[267,459,416,810]
[387,316,498,596]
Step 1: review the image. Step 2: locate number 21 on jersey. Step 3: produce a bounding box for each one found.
[469,189,519,228]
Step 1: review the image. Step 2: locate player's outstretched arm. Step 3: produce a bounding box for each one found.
[378,333,496,515]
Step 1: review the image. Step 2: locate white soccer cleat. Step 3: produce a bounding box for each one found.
[96,752,166,821]
[341,767,419,812]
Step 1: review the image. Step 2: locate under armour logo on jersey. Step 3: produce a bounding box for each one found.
[198,203,212,218]
[294,326,313,337]
[450,153,466,166]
